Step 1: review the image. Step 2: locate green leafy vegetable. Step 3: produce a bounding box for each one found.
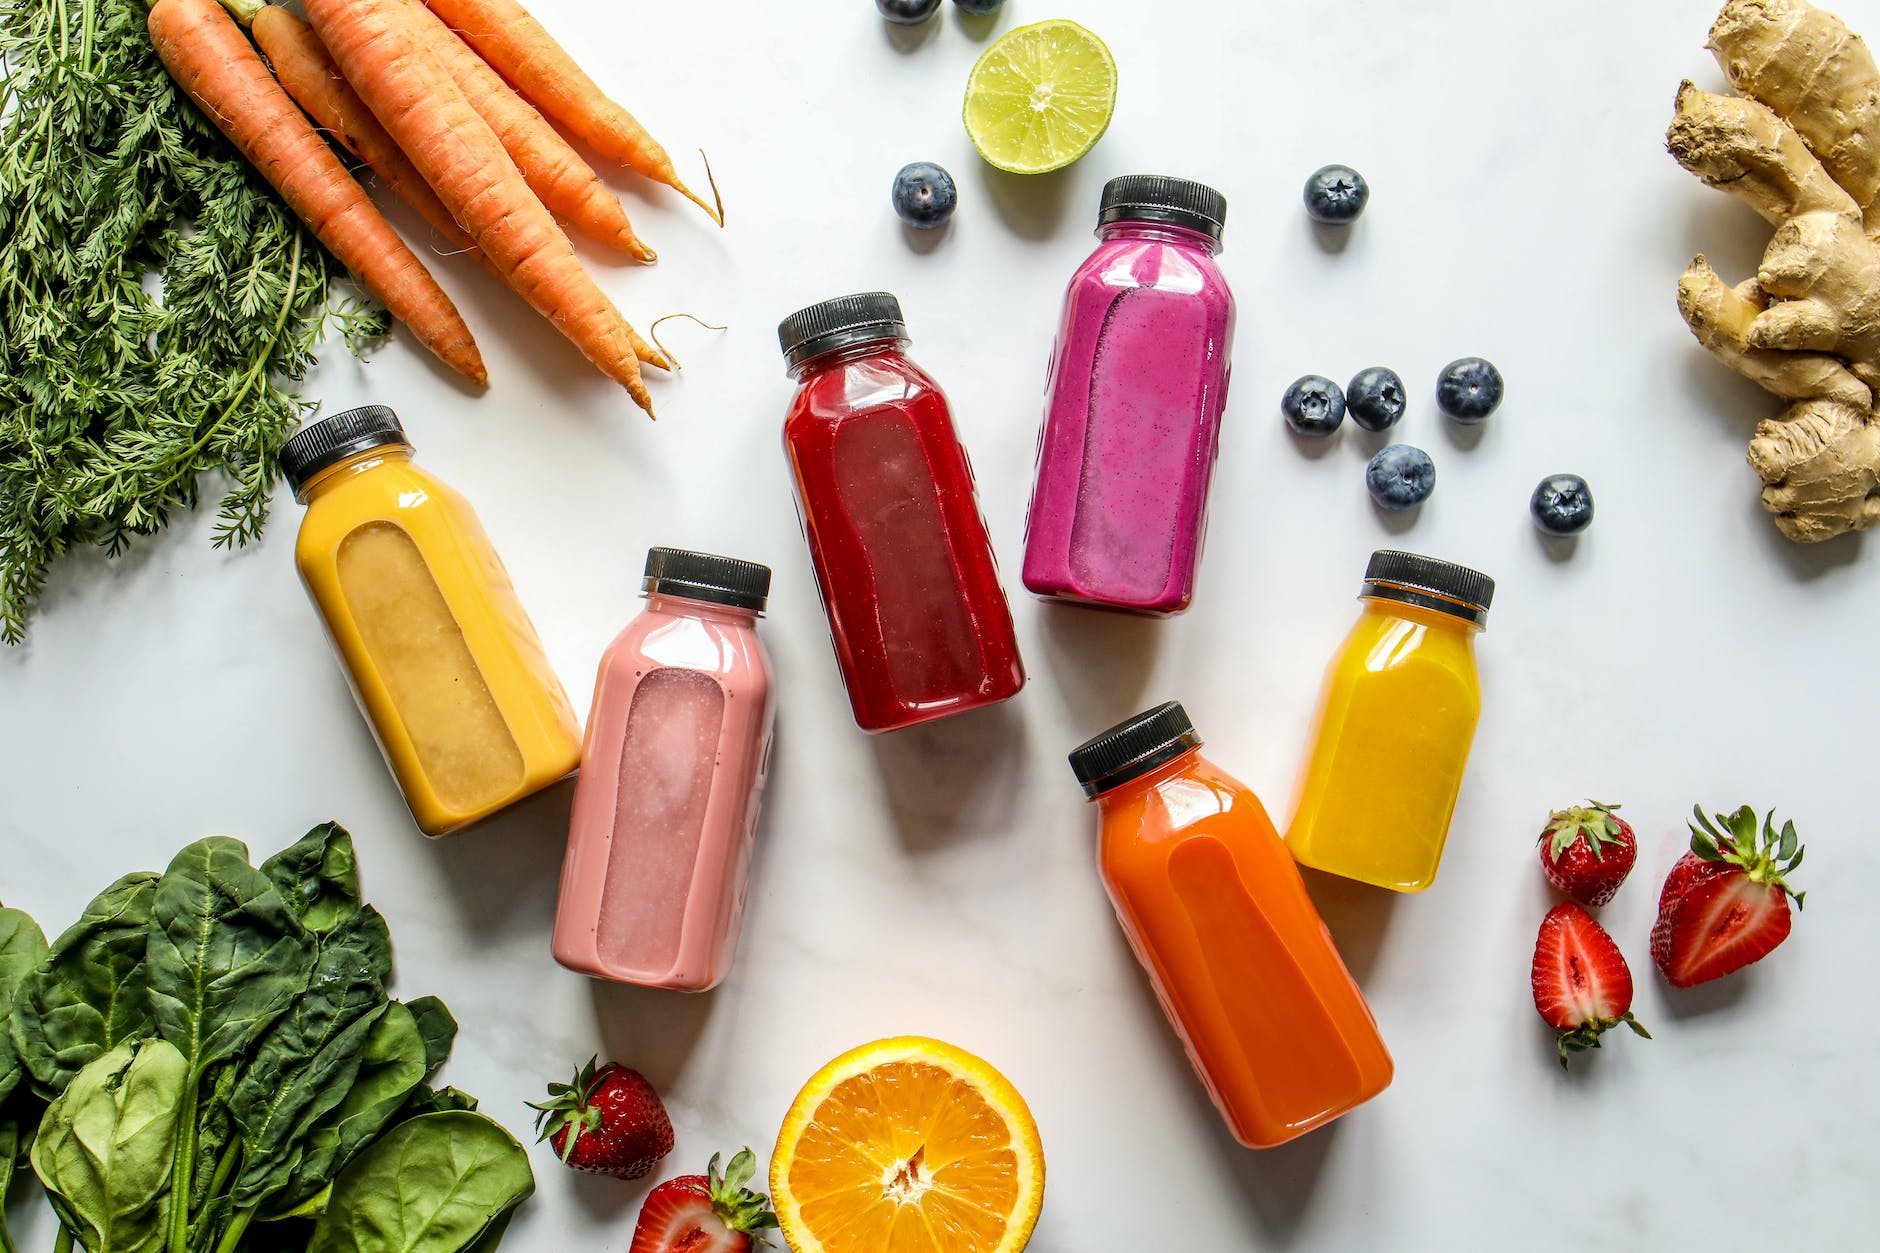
[11,875,159,1097]
[147,838,314,1078]
[403,999,457,1082]
[31,1040,188,1253]
[229,910,391,1211]
[308,1114,533,1253]
[0,905,50,1104]
[1,826,530,1253]
[0,0,388,645]
[258,828,361,939]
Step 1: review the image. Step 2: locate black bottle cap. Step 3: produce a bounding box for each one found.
[644,547,772,613]
[280,405,409,494]
[777,292,907,371]
[1362,550,1495,625]
[1098,175,1227,242]
[1068,701,1202,798]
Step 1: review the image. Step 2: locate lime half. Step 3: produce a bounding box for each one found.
[964,20,1117,175]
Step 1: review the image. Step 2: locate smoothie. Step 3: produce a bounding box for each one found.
[287,405,582,837]
[554,548,776,991]
[1024,176,1235,616]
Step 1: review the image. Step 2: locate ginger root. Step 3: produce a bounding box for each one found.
[1669,0,1880,541]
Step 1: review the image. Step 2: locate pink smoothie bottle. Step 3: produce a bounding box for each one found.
[1022,176,1236,616]
[553,548,776,991]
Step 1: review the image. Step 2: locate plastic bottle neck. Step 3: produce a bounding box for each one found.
[294,445,413,504]
[1090,745,1203,809]
[786,334,910,380]
[1360,593,1483,636]
[1097,219,1221,254]
[643,591,761,626]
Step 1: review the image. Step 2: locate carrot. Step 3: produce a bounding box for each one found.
[244,2,665,368]
[400,0,654,261]
[246,5,479,263]
[301,0,661,410]
[419,0,722,224]
[150,0,485,383]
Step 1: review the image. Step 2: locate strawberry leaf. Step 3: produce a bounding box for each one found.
[1778,820,1798,862]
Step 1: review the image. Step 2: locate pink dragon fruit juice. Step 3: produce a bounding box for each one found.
[1022,175,1236,616]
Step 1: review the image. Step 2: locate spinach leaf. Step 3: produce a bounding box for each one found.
[405,996,457,1079]
[30,1039,187,1253]
[230,909,393,1209]
[399,1087,478,1118]
[308,1113,533,1253]
[262,1000,427,1218]
[0,905,49,1104]
[10,874,158,1097]
[146,838,314,1078]
[259,826,362,937]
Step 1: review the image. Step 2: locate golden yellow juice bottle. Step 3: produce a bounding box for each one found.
[1286,551,1494,892]
[285,406,582,836]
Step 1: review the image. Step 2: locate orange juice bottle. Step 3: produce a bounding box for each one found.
[285,406,582,837]
[1070,702,1392,1149]
[1287,551,1494,892]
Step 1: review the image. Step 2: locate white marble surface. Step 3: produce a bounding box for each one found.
[5,0,1880,1247]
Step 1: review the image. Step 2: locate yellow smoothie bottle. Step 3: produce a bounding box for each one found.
[284,406,582,836]
[1286,551,1494,892]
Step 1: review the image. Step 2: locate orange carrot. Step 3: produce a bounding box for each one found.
[400,0,654,261]
[150,0,485,383]
[247,5,480,263]
[419,0,721,223]
[302,0,661,410]
[243,2,664,368]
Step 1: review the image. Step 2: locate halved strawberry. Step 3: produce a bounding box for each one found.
[1531,902,1651,1068]
[1538,800,1637,907]
[628,1149,778,1253]
[1652,805,1806,988]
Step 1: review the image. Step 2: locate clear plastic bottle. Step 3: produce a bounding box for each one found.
[1287,551,1494,892]
[553,549,776,991]
[1023,176,1236,615]
[286,405,581,837]
[1072,702,1392,1148]
[778,292,1024,732]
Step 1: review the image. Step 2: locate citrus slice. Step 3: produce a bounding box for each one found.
[963,20,1117,175]
[770,1037,1045,1253]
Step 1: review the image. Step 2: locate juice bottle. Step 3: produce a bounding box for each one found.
[1071,702,1393,1149]
[1022,175,1236,616]
[286,405,582,837]
[778,292,1024,732]
[553,548,777,991]
[1286,550,1495,892]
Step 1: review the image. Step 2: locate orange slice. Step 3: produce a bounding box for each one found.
[770,1037,1045,1253]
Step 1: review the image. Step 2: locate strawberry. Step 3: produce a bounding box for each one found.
[1530,902,1651,1068]
[1538,800,1637,907]
[528,1057,674,1179]
[1652,804,1806,988]
[628,1149,778,1253]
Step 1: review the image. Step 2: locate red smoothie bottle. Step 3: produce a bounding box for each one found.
[778,292,1024,732]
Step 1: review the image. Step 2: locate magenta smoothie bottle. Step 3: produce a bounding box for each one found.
[553,548,776,992]
[1022,176,1236,616]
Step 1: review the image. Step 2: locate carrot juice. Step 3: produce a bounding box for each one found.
[1070,702,1392,1148]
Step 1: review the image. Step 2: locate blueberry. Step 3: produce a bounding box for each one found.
[1366,444,1435,511]
[877,0,941,24]
[954,0,1005,13]
[892,162,957,229]
[1282,375,1346,436]
[1346,366,1406,432]
[1437,357,1504,423]
[1531,474,1595,535]
[1304,164,1369,224]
